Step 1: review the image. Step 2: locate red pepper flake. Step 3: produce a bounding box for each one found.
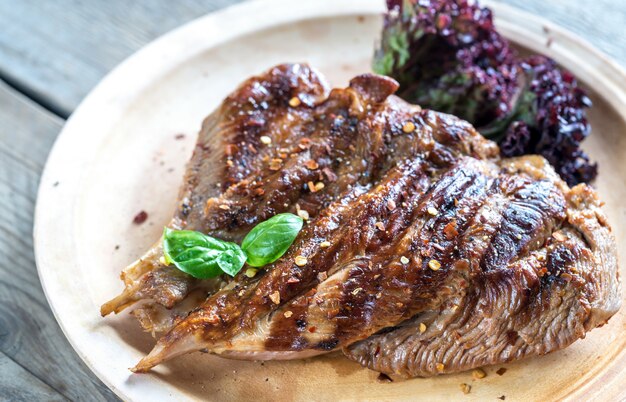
[175,133,186,140]
[459,383,471,395]
[289,96,301,107]
[305,159,319,170]
[133,210,148,225]
[269,291,281,305]
[443,220,458,239]
[560,272,573,282]
[308,326,317,333]
[269,158,283,171]
[496,367,507,376]
[255,188,265,196]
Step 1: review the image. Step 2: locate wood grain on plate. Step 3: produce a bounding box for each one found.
[33,0,626,400]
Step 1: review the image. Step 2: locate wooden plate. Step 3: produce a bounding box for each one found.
[34,0,626,400]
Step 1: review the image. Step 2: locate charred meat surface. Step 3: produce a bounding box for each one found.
[101,64,620,377]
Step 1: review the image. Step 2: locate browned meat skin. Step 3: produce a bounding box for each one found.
[102,63,495,319]
[344,158,620,377]
[102,64,358,315]
[101,64,619,376]
[130,69,510,372]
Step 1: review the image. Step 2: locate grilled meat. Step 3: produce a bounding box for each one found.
[345,158,619,377]
[101,64,620,377]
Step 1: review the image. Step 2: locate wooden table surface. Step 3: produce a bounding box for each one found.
[1,1,624,400]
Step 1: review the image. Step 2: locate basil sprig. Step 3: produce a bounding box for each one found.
[162,213,303,279]
[241,213,303,267]
[162,228,247,279]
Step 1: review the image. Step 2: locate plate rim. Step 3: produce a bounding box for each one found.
[33,0,626,400]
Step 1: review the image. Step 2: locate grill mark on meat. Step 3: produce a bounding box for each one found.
[219,63,329,183]
[207,81,377,236]
[101,64,332,316]
[262,159,498,351]
[413,160,496,270]
[480,179,567,272]
[263,157,449,349]
[543,243,577,284]
[265,259,358,350]
[345,245,587,376]
[332,162,496,338]
[344,162,618,378]
[249,159,431,334]
[133,157,440,365]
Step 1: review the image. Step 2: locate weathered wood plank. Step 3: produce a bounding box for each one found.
[0,1,624,118]
[0,0,243,117]
[496,0,626,65]
[0,81,118,401]
[0,351,67,402]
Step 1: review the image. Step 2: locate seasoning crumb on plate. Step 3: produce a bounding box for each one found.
[377,373,393,383]
[472,368,487,379]
[133,210,148,224]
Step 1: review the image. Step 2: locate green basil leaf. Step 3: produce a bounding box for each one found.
[241,213,303,267]
[162,228,246,279]
[217,247,248,277]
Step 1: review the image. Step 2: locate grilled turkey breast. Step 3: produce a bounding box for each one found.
[101,64,620,377]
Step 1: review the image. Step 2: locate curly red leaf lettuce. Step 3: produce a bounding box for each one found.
[375,0,520,128]
[499,56,596,185]
[376,0,597,185]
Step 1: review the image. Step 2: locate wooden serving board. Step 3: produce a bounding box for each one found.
[34,0,626,400]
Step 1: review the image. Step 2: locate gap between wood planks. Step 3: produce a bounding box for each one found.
[0,74,68,119]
